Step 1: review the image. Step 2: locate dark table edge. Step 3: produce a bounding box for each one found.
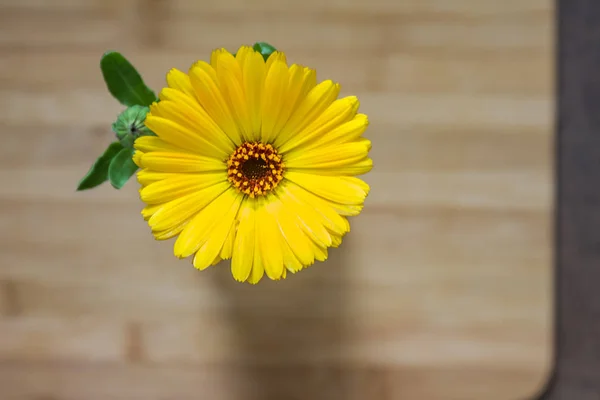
[538,0,600,398]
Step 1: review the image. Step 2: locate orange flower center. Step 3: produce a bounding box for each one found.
[227,142,284,198]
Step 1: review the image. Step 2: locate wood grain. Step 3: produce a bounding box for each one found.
[0,0,554,399]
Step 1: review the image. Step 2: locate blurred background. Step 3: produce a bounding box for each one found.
[0,0,554,399]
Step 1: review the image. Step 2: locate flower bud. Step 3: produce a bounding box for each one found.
[112,105,153,149]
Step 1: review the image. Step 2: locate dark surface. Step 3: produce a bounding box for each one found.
[541,0,600,398]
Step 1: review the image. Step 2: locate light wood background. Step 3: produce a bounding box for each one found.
[0,0,555,399]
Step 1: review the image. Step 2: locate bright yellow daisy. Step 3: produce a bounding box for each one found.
[133,45,372,284]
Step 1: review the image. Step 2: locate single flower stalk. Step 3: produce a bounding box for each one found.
[76,51,157,191]
[133,44,372,284]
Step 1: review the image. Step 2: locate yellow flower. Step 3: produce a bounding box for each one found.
[133,45,372,284]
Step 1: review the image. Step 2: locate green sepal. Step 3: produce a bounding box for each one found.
[100,51,157,107]
[76,141,124,191]
[108,147,138,189]
[252,42,277,61]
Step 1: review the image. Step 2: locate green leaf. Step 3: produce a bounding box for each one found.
[252,42,277,61]
[100,51,157,107]
[108,147,139,189]
[76,141,124,191]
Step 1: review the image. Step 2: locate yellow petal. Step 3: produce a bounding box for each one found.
[189,61,243,146]
[256,198,284,280]
[219,220,237,260]
[270,64,315,137]
[265,51,287,72]
[311,240,328,262]
[260,60,290,144]
[134,136,189,154]
[307,113,369,150]
[280,96,359,154]
[145,114,229,159]
[153,219,189,241]
[132,150,144,168]
[148,181,230,233]
[296,157,373,176]
[192,192,241,267]
[140,172,227,204]
[247,236,265,284]
[141,204,161,221]
[267,194,315,267]
[137,170,171,186]
[239,48,266,141]
[285,181,350,237]
[165,68,195,98]
[330,233,343,248]
[210,47,225,70]
[289,157,373,177]
[277,80,340,148]
[277,184,332,248]
[281,239,303,273]
[285,66,317,115]
[285,139,371,171]
[234,45,255,68]
[213,48,242,85]
[147,102,234,158]
[139,152,226,173]
[334,203,364,216]
[176,188,242,264]
[268,199,305,274]
[158,86,235,154]
[284,171,369,206]
[159,87,193,104]
[215,50,253,141]
[231,200,255,282]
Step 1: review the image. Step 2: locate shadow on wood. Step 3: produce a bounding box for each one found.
[210,246,350,399]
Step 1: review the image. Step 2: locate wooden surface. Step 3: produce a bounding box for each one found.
[0,1,555,399]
